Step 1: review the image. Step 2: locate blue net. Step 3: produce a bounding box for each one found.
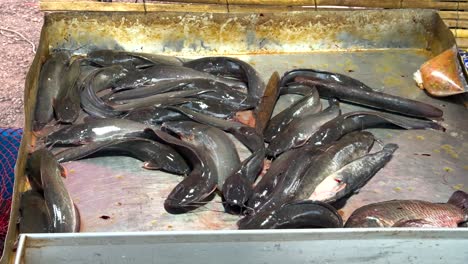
[0,128,22,253]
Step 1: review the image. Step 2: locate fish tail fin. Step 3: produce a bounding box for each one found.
[448,190,468,214]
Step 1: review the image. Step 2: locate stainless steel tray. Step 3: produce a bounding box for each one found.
[3,9,468,263]
[13,229,468,264]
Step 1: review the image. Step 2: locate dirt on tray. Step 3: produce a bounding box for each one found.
[0,0,42,128]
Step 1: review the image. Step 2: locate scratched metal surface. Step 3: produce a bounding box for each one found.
[4,10,467,263]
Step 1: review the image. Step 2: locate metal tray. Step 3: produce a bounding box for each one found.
[3,9,468,263]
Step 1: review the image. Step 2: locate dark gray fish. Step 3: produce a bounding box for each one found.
[112,89,213,111]
[34,51,70,132]
[162,121,240,187]
[294,132,374,201]
[151,130,218,214]
[80,65,128,118]
[280,69,374,91]
[295,75,443,118]
[222,148,265,213]
[113,65,246,91]
[279,82,316,96]
[241,132,373,227]
[162,106,265,211]
[109,79,254,109]
[106,81,191,101]
[345,191,468,227]
[164,106,263,151]
[184,57,265,103]
[122,106,189,126]
[54,138,190,175]
[265,84,321,142]
[306,111,445,148]
[239,200,343,229]
[267,98,341,157]
[45,118,153,146]
[248,148,309,211]
[180,99,242,119]
[86,49,184,68]
[19,190,50,233]
[26,149,66,192]
[40,149,80,232]
[53,58,82,123]
[310,143,398,203]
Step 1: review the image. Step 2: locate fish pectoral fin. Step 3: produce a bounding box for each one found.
[392,219,436,227]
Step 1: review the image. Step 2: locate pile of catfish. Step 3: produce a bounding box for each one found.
[21,50,468,233]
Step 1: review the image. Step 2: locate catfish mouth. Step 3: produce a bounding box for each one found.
[164,191,216,214]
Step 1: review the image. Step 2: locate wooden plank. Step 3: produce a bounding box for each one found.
[452,29,468,38]
[166,0,316,4]
[228,4,311,12]
[444,19,468,29]
[316,0,400,8]
[38,0,468,10]
[456,37,468,48]
[440,11,468,20]
[402,1,468,10]
[40,1,228,12]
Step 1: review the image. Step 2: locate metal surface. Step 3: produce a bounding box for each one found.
[3,9,467,263]
[15,229,468,264]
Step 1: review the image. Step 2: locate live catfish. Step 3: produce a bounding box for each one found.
[21,50,462,235]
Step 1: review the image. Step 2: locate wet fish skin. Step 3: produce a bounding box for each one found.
[113,65,246,91]
[151,130,218,214]
[306,111,445,148]
[242,131,373,228]
[26,149,66,192]
[54,58,82,123]
[239,200,343,229]
[345,191,468,227]
[162,121,240,187]
[109,79,254,109]
[295,131,374,201]
[222,148,265,213]
[34,51,70,132]
[180,99,242,119]
[280,68,374,91]
[19,190,50,233]
[26,150,45,192]
[162,106,267,210]
[267,98,341,157]
[265,84,321,142]
[184,57,265,103]
[54,138,191,175]
[45,118,152,146]
[40,149,80,232]
[279,82,316,96]
[310,143,398,203]
[164,106,264,152]
[80,66,128,118]
[243,147,322,226]
[295,75,443,118]
[247,148,305,211]
[86,49,184,68]
[123,106,189,126]
[112,89,214,112]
